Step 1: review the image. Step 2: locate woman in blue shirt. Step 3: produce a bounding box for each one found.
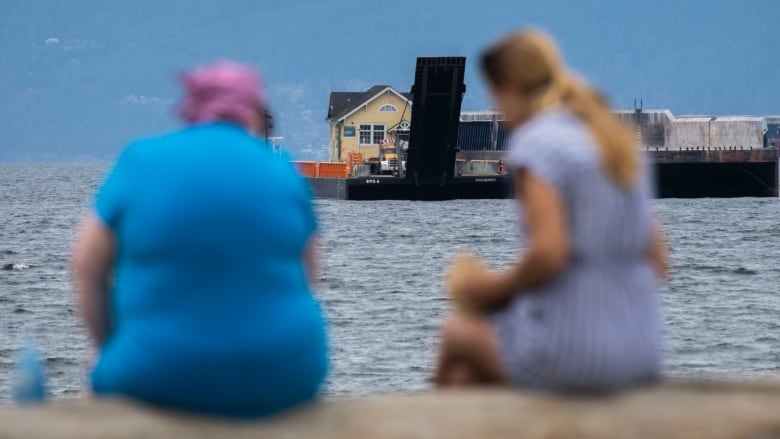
[71,61,328,418]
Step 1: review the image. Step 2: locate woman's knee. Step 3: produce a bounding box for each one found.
[441,313,493,352]
[438,313,505,384]
[441,314,470,346]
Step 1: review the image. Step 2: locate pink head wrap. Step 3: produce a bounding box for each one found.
[178,61,266,128]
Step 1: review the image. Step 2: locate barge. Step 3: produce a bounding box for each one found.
[298,57,779,200]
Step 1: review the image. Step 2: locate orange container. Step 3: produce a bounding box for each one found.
[293,161,348,178]
[293,161,317,177]
[318,162,348,178]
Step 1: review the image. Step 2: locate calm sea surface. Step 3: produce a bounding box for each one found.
[1,163,779,401]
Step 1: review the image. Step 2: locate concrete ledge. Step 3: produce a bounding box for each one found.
[2,381,780,438]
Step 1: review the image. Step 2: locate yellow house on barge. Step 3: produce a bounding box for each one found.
[326,85,411,162]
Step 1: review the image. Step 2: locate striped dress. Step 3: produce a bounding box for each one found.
[491,109,662,391]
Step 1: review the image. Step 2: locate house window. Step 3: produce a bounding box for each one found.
[359,124,385,145]
[379,104,398,112]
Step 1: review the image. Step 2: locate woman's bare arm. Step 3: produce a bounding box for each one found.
[71,215,116,347]
[462,170,570,310]
[648,223,669,280]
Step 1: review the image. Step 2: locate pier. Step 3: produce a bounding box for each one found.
[425,107,780,199]
[623,106,779,198]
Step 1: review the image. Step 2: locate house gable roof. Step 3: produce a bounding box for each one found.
[327,85,411,122]
[388,119,411,131]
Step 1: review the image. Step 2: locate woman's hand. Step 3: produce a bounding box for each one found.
[446,253,507,314]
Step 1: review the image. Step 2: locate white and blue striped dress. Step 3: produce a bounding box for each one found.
[491,110,662,391]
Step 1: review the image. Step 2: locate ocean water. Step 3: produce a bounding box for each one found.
[1,163,779,402]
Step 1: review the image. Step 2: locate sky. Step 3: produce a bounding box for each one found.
[0,0,778,162]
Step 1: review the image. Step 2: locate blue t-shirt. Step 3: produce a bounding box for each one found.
[91,123,328,418]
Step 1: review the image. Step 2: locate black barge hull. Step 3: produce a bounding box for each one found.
[308,176,511,201]
[655,161,777,198]
[307,150,779,200]
[653,148,778,198]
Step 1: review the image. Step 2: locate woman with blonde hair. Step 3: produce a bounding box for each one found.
[436,29,667,391]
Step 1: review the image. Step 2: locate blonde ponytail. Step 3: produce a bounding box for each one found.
[481,29,639,188]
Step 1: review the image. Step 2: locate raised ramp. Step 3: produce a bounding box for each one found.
[405,57,466,183]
